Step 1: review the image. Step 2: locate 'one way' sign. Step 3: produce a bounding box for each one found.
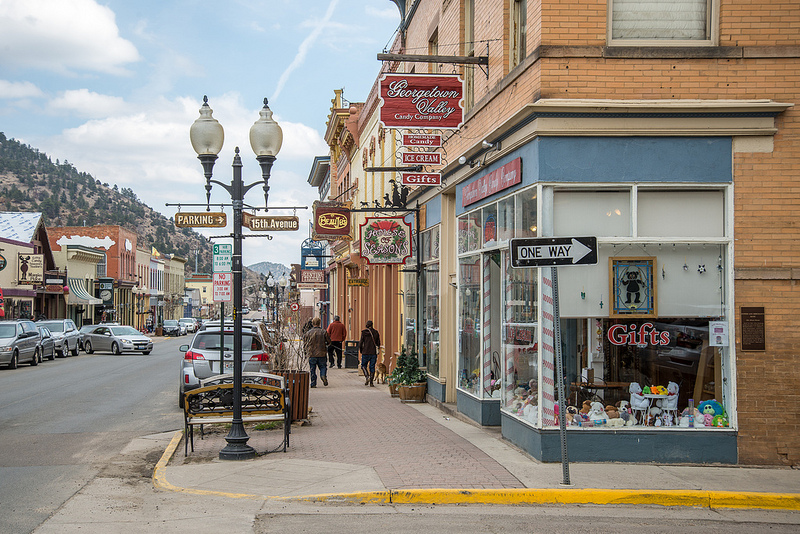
[510,236,597,268]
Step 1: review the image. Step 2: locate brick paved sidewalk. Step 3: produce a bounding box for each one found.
[175,367,524,490]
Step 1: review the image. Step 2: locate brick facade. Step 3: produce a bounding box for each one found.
[389,0,798,464]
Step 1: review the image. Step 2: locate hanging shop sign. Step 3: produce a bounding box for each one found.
[462,157,522,207]
[401,172,441,186]
[312,201,353,241]
[348,278,369,287]
[359,217,412,265]
[45,274,67,294]
[297,282,328,290]
[402,133,442,147]
[300,270,325,284]
[379,73,464,130]
[400,152,441,165]
[242,213,299,231]
[17,254,44,285]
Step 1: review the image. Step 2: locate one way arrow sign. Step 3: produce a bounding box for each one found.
[510,236,597,268]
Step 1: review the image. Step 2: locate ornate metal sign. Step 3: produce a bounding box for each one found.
[359,217,412,265]
[312,201,352,242]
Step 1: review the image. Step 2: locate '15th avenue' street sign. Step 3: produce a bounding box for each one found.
[175,212,226,228]
[242,213,299,231]
[510,237,597,268]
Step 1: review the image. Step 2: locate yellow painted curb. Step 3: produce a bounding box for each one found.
[152,430,267,500]
[289,488,800,510]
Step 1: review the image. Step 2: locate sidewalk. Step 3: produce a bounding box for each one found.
[157,367,800,510]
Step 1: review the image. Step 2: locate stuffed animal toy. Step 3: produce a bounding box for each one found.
[629,383,648,410]
[588,401,608,424]
[701,403,717,426]
[605,404,619,420]
[580,400,592,414]
[712,413,729,427]
[698,399,723,417]
[607,417,625,427]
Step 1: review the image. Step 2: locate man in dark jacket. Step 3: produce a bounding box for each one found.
[326,315,347,368]
[303,317,330,387]
[358,320,381,387]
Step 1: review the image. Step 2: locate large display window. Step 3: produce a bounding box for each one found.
[422,226,440,377]
[457,254,481,395]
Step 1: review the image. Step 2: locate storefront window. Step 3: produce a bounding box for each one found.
[497,195,515,241]
[458,254,481,395]
[403,240,417,354]
[423,262,440,377]
[501,251,539,423]
[457,211,482,253]
[516,189,537,238]
[482,204,497,246]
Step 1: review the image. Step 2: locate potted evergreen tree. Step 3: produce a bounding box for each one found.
[397,345,427,403]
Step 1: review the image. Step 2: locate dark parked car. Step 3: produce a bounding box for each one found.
[36,325,57,361]
[37,319,80,357]
[162,320,183,337]
[0,320,41,368]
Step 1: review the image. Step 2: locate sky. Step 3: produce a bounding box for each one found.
[0,0,402,267]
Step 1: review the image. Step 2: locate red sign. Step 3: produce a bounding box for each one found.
[401,152,441,165]
[462,157,522,207]
[607,323,670,346]
[402,133,442,147]
[300,270,325,284]
[312,201,352,241]
[212,273,232,302]
[401,172,441,186]
[359,217,412,265]
[379,74,464,130]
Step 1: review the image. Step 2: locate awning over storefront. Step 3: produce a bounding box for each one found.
[67,278,102,305]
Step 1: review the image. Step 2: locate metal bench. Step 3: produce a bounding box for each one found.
[183,372,291,456]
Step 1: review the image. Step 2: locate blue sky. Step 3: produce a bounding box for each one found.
[0,0,401,267]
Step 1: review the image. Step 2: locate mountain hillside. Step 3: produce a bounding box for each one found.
[0,132,214,275]
[247,261,290,278]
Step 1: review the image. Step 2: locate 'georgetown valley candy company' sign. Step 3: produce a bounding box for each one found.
[379,74,464,130]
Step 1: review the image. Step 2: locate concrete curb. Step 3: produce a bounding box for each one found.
[152,430,800,510]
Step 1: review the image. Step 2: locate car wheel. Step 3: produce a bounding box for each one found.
[84,341,94,354]
[112,342,121,355]
[178,387,185,409]
[48,348,55,361]
[142,350,151,355]
[70,342,79,356]
[30,347,39,366]
[56,349,65,358]
[9,350,18,369]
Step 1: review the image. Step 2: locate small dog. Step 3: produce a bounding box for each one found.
[374,363,387,384]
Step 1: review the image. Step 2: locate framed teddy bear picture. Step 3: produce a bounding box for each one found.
[609,257,657,318]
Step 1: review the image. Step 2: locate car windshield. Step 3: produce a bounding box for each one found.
[40,321,65,332]
[110,326,140,336]
[0,324,16,338]
[192,332,263,351]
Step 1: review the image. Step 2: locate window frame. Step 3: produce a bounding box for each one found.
[607,0,719,47]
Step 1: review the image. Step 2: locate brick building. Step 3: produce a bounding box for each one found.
[369,0,798,464]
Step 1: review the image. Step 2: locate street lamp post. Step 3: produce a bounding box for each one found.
[190,96,282,460]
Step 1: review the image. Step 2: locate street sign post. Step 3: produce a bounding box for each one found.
[242,213,299,231]
[175,212,226,228]
[510,236,597,268]
[509,236,597,487]
[213,244,232,273]
[213,272,232,302]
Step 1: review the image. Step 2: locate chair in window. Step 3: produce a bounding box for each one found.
[629,382,649,425]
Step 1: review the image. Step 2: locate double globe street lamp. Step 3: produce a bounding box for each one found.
[189,96,282,460]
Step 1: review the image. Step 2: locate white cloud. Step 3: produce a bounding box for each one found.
[272,0,340,102]
[49,89,126,118]
[0,80,44,99]
[366,6,401,20]
[0,0,140,75]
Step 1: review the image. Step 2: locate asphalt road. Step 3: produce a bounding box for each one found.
[0,335,186,534]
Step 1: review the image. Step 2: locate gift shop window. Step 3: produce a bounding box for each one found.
[422,226,440,377]
[457,254,481,396]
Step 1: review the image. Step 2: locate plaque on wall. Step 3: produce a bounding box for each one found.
[740,306,766,351]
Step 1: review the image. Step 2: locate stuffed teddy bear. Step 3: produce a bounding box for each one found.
[587,401,608,424]
[580,400,592,414]
[605,404,619,420]
[629,382,648,411]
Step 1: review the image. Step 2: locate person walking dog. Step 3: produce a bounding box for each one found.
[358,320,381,387]
[326,315,347,368]
[303,317,330,387]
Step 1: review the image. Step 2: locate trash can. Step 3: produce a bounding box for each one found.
[273,369,310,421]
[344,341,359,369]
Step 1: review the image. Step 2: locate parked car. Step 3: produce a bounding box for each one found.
[178,317,197,333]
[77,324,100,351]
[162,319,184,337]
[0,319,41,368]
[36,325,57,361]
[36,319,80,357]
[198,319,260,335]
[178,327,270,407]
[241,306,250,315]
[82,325,153,355]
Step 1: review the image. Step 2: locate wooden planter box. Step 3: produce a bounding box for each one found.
[388,383,399,397]
[398,383,426,403]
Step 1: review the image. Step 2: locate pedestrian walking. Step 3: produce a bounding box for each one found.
[358,320,381,387]
[326,315,347,368]
[303,317,330,388]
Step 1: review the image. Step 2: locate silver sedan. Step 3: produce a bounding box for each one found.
[83,325,153,355]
